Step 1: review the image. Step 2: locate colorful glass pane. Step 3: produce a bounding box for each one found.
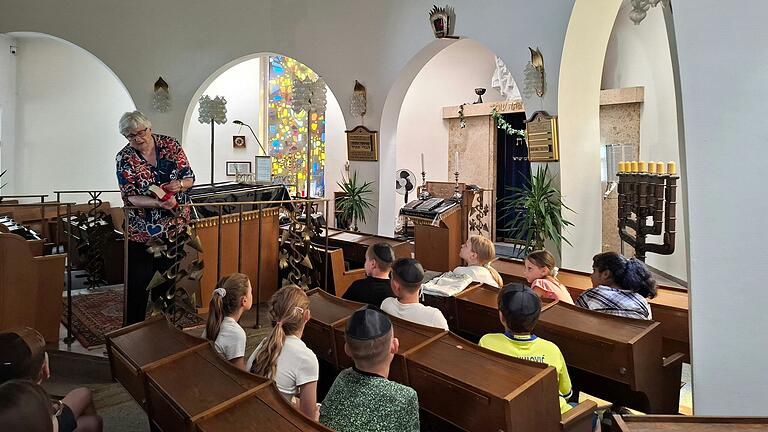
[268,55,326,197]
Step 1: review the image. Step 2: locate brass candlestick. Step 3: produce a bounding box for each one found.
[419,170,430,200]
[452,170,462,202]
[617,162,678,261]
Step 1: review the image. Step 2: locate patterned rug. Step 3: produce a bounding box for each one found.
[62,289,205,348]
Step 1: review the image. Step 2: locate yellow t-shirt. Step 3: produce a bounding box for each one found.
[479,332,573,414]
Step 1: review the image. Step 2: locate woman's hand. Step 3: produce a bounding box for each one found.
[164,179,183,193]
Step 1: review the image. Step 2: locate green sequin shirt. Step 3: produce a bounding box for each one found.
[319,368,420,432]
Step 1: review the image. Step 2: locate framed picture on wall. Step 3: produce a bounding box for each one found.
[233,135,246,148]
[226,161,252,176]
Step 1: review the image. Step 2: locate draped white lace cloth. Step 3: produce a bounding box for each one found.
[491,56,522,101]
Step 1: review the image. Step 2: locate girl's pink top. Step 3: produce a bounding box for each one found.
[531,278,574,304]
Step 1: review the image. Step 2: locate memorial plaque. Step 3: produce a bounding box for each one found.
[525,111,559,162]
[345,125,378,161]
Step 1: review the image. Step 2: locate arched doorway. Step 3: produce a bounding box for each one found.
[380,38,527,240]
[181,53,346,199]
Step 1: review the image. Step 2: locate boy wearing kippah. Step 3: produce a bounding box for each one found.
[343,243,396,306]
[479,283,574,414]
[319,308,420,432]
[380,258,449,330]
[0,327,102,432]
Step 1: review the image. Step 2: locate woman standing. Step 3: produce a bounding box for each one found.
[116,111,195,325]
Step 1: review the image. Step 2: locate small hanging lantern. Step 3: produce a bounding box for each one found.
[152,76,170,112]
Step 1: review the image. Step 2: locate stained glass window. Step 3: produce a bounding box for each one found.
[267,55,326,197]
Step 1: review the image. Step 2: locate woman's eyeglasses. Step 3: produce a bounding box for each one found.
[124,128,148,140]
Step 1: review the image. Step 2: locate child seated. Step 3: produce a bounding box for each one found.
[342,242,396,306]
[453,235,503,288]
[380,258,449,330]
[247,285,319,420]
[319,307,419,432]
[524,250,574,304]
[0,380,57,432]
[203,273,253,369]
[0,327,103,432]
[479,284,573,414]
[576,252,656,320]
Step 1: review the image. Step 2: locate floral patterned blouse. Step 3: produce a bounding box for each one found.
[116,134,195,243]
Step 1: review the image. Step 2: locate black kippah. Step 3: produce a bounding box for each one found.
[498,283,541,318]
[371,243,394,264]
[346,307,392,340]
[0,332,32,382]
[392,258,424,284]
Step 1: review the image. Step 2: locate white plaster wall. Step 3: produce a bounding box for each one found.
[0,35,16,192]
[185,59,262,185]
[392,39,504,223]
[673,0,768,416]
[557,2,621,272]
[602,2,688,282]
[0,0,575,234]
[10,33,134,199]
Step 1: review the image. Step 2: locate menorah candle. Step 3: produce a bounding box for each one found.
[656,162,666,174]
[455,151,460,172]
[618,161,626,172]
[421,153,425,173]
[667,161,677,175]
[631,161,639,172]
[639,161,648,173]
[648,161,657,174]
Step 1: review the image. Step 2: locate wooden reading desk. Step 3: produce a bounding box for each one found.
[612,414,768,431]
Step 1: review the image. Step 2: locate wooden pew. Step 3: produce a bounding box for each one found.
[448,284,684,414]
[106,317,333,432]
[308,243,366,298]
[319,228,413,266]
[0,233,65,343]
[612,414,768,431]
[305,289,596,432]
[106,317,208,406]
[492,258,690,362]
[0,215,45,256]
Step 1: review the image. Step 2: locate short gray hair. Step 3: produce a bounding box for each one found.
[119,111,152,136]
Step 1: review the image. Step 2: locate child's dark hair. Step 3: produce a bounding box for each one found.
[0,328,46,384]
[366,243,395,272]
[497,283,542,333]
[206,273,251,342]
[0,380,55,432]
[592,252,657,299]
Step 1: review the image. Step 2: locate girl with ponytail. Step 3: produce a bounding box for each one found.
[524,250,574,304]
[454,235,503,288]
[247,285,319,420]
[203,273,252,369]
[576,252,657,320]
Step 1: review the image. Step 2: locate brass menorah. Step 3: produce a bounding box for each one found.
[617,161,678,262]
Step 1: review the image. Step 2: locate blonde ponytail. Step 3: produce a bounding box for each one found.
[205,273,251,342]
[468,235,503,287]
[250,285,309,378]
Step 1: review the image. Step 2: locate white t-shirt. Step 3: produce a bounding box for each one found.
[380,297,449,330]
[452,265,500,288]
[246,335,319,400]
[203,316,246,361]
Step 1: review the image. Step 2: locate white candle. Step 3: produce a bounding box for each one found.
[455,151,460,172]
[421,153,425,173]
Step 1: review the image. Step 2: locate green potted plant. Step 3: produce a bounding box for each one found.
[336,170,375,232]
[499,165,574,252]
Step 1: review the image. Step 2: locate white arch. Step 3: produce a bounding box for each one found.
[180,52,347,198]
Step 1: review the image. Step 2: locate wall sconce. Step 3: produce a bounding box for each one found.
[152,76,170,112]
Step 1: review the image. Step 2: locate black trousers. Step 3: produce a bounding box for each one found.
[124,241,175,326]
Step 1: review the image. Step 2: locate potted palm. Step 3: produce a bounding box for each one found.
[335,170,375,232]
[499,165,574,252]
